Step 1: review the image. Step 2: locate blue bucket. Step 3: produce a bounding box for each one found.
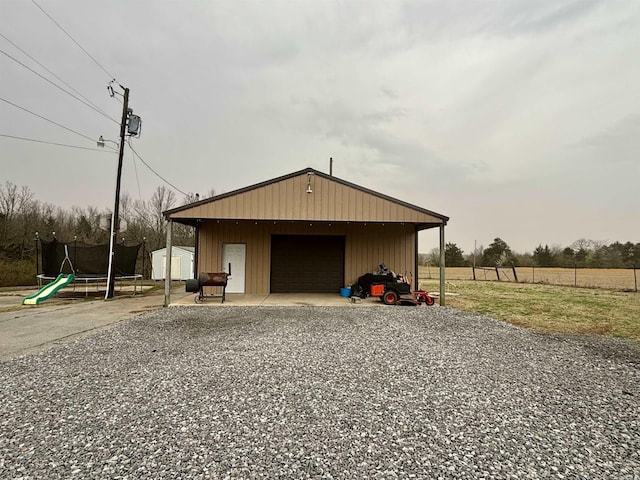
[340,287,351,297]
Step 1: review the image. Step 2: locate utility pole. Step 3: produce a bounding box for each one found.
[105,86,129,299]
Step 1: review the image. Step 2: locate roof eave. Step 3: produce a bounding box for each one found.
[163,167,449,223]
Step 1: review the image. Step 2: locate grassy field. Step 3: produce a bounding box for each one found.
[419,275,640,340]
[420,266,639,291]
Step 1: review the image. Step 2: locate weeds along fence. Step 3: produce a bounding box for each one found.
[418,265,639,292]
[0,259,36,287]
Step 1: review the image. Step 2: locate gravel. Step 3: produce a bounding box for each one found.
[1,305,638,479]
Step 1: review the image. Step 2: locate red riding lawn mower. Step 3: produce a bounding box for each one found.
[352,264,435,306]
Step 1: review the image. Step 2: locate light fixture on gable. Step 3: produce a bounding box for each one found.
[306,172,314,194]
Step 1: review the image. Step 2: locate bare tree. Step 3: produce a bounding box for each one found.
[427,247,440,267]
[149,186,175,233]
[0,183,37,259]
[127,186,178,250]
[0,182,33,242]
[204,188,217,199]
[182,193,199,205]
[119,193,134,228]
[571,238,593,251]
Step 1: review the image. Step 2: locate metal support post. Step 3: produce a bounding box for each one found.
[164,219,173,307]
[439,224,445,306]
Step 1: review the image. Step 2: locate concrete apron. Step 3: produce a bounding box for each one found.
[0,288,394,361]
[174,292,386,307]
[0,288,190,362]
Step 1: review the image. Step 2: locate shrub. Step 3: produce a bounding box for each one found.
[0,259,37,287]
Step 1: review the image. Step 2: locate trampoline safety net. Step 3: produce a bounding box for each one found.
[41,239,141,277]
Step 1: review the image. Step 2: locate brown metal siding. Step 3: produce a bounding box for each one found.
[197,220,415,294]
[171,173,443,224]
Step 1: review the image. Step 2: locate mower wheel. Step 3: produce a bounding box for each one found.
[425,296,435,306]
[382,290,398,305]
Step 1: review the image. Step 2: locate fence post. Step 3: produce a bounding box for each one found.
[512,263,518,282]
[36,232,39,280]
[495,265,500,281]
[73,236,78,273]
[574,263,577,287]
[472,265,476,281]
[634,264,637,293]
[141,238,146,280]
[532,265,535,283]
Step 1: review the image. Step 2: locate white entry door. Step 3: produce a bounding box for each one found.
[222,243,246,293]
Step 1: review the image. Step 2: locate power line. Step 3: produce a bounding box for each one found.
[0,31,114,121]
[31,0,115,80]
[127,139,188,196]
[130,143,143,201]
[1,96,103,144]
[0,47,119,125]
[0,133,116,152]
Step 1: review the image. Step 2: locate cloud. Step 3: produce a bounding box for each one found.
[400,0,606,39]
[1,0,639,252]
[575,115,640,165]
[483,0,606,36]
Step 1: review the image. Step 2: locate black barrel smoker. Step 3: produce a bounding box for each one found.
[185,263,231,304]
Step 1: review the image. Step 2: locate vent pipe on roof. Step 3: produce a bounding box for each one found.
[329,157,333,176]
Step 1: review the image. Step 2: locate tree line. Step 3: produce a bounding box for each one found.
[421,237,640,269]
[3,180,638,282]
[0,181,201,264]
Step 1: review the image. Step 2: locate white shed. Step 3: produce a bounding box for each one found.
[151,246,194,280]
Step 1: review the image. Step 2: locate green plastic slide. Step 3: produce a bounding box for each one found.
[22,273,76,305]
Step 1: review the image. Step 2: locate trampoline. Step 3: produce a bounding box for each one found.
[35,237,144,297]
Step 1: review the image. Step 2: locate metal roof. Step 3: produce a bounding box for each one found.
[164,167,448,227]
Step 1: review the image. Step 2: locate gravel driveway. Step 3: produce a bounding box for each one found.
[1,306,638,479]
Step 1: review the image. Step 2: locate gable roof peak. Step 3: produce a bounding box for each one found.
[164,166,448,223]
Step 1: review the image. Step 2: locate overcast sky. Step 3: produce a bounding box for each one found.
[1,0,638,254]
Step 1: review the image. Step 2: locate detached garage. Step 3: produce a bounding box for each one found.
[163,167,449,303]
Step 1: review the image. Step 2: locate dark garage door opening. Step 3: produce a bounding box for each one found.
[270,235,345,293]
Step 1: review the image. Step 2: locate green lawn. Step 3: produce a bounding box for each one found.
[420,279,640,340]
